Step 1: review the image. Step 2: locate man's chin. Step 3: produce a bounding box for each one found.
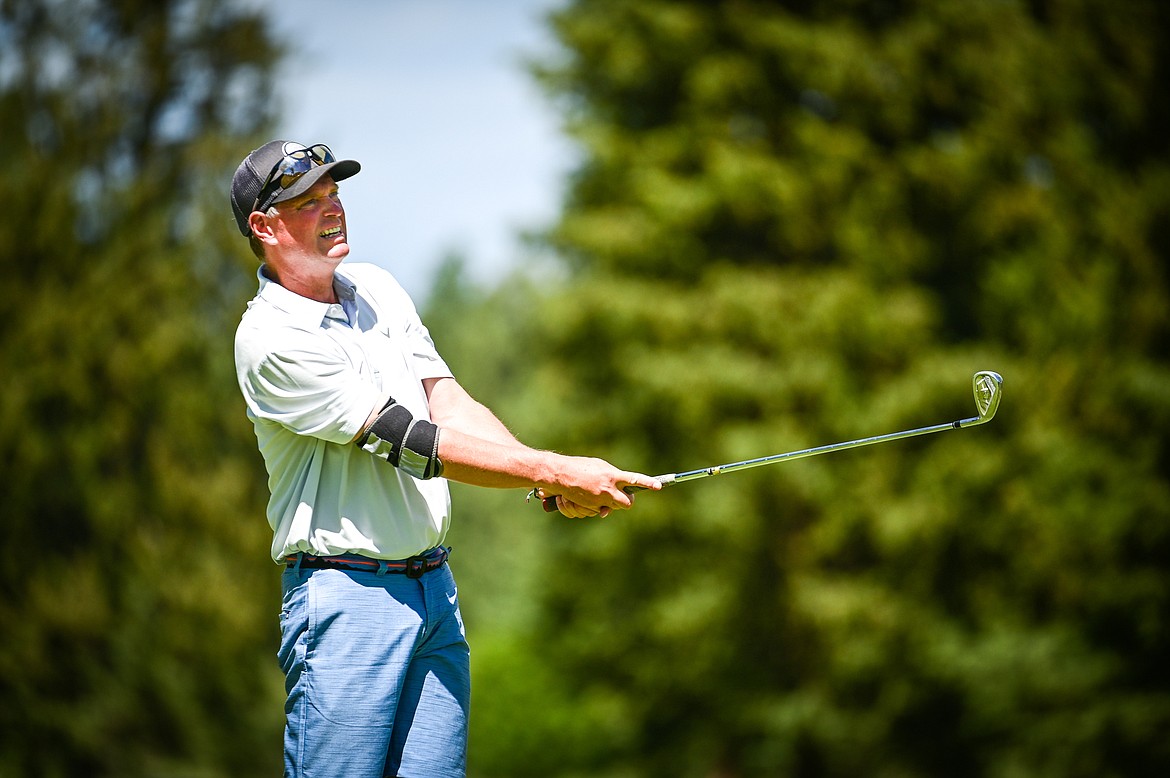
[326,242,350,261]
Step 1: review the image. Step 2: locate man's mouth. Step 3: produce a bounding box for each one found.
[320,226,343,239]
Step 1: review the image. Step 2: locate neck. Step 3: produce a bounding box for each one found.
[264,263,338,304]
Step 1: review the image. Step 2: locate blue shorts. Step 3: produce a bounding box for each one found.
[278,559,470,777]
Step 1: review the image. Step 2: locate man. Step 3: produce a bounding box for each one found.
[229,140,659,778]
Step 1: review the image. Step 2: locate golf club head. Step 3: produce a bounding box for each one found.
[971,371,1003,423]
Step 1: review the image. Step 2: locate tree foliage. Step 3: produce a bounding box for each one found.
[0,0,284,774]
[451,0,1170,775]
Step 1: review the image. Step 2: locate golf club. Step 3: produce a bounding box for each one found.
[536,370,1003,512]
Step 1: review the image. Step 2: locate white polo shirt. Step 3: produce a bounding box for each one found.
[234,262,454,562]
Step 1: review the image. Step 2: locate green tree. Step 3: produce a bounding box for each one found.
[468,0,1170,775]
[0,1,284,774]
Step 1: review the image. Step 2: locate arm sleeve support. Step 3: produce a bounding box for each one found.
[358,397,444,480]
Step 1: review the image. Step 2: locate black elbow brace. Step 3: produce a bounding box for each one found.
[358,397,443,480]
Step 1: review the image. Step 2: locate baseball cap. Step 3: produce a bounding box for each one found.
[230,140,361,236]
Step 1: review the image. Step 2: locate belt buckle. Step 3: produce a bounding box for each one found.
[404,555,428,579]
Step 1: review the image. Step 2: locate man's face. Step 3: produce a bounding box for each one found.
[270,174,350,263]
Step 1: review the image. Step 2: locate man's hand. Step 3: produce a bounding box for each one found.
[532,489,612,518]
[536,460,662,517]
[546,493,604,518]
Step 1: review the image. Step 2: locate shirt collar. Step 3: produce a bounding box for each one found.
[256,265,358,326]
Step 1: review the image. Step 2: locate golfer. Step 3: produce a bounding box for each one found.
[229,140,659,777]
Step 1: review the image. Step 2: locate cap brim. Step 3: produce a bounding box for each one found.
[270,159,361,204]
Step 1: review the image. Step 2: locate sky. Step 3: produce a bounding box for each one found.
[265,0,573,300]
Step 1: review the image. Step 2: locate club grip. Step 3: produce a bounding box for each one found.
[541,484,650,513]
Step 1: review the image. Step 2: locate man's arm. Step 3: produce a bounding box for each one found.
[423,376,659,516]
[424,376,524,449]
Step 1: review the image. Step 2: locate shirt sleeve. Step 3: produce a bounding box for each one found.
[236,331,381,444]
[403,305,452,381]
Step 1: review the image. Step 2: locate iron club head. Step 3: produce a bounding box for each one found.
[971,371,1003,423]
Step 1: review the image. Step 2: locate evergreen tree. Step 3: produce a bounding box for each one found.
[0,1,284,774]
[485,0,1170,775]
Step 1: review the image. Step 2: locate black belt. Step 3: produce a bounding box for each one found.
[286,546,449,579]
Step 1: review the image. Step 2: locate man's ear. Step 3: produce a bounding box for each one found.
[248,210,277,245]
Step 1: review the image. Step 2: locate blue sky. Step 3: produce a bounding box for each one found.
[267,0,572,299]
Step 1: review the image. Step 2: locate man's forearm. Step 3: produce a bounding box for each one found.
[435,427,658,515]
[422,376,660,512]
[435,427,555,489]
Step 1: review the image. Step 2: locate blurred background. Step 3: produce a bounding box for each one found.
[264,0,574,299]
[2,1,1168,776]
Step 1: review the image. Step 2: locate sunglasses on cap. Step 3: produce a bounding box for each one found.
[255,142,336,211]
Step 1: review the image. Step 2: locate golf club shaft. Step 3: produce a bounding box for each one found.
[540,415,975,511]
[657,412,983,486]
[539,370,1002,512]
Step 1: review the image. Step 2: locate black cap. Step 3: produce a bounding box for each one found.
[230,140,361,236]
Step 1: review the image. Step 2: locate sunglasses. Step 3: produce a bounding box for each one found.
[255,142,336,211]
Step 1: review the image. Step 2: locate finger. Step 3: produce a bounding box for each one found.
[557,495,600,519]
[609,489,635,510]
[620,474,662,495]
